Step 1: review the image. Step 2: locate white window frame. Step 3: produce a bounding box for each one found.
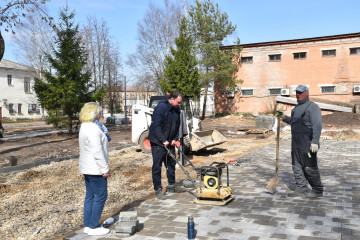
[7,75,13,85]
[293,52,307,59]
[322,49,336,57]
[9,103,16,114]
[28,104,39,114]
[18,103,22,114]
[319,84,335,93]
[269,54,281,62]
[241,88,254,96]
[241,56,253,64]
[349,47,360,55]
[24,77,31,93]
[268,88,282,96]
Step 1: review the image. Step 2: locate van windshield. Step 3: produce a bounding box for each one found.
[150,97,192,121]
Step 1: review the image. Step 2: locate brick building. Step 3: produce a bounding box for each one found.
[216,32,360,114]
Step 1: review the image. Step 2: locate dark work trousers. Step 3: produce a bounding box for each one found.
[150,142,176,191]
[291,117,324,193]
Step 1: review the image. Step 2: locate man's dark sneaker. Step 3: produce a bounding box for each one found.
[303,191,323,199]
[166,184,186,193]
[155,189,166,200]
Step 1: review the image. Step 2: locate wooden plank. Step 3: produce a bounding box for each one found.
[246,129,270,135]
[275,96,353,112]
[237,127,251,131]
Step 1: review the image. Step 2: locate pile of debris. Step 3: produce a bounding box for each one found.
[322,112,360,127]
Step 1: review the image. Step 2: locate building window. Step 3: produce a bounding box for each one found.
[269,88,281,95]
[28,104,40,113]
[293,52,307,59]
[241,89,254,96]
[350,47,360,55]
[18,104,22,114]
[321,86,335,93]
[9,103,15,114]
[241,56,253,64]
[7,75,12,85]
[269,54,281,62]
[24,77,31,93]
[322,49,336,57]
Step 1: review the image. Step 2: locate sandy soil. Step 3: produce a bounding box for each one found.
[0,124,131,167]
[0,114,359,240]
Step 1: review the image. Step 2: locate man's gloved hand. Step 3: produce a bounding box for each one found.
[310,143,319,153]
[275,111,283,117]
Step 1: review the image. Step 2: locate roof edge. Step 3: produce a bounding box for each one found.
[0,59,35,71]
[221,32,360,49]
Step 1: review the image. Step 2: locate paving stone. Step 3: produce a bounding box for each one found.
[298,236,328,240]
[114,220,138,234]
[331,226,352,235]
[294,224,305,229]
[157,232,176,238]
[247,236,260,240]
[269,233,287,239]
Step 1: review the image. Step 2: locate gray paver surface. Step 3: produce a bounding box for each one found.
[64,139,360,240]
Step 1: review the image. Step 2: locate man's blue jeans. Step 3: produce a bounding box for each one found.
[83,175,108,229]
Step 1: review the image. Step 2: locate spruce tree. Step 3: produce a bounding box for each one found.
[34,8,94,133]
[189,0,242,119]
[161,17,200,98]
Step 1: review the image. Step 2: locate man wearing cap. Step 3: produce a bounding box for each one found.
[282,85,324,198]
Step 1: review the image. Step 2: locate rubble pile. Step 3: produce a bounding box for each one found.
[323,112,360,127]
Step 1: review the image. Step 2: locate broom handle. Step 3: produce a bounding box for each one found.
[275,116,280,175]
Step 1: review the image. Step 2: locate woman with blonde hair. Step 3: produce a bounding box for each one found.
[79,102,111,236]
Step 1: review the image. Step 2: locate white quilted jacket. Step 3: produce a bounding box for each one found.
[79,122,109,175]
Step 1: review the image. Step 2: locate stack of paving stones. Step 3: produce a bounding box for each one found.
[114,211,139,237]
[64,139,360,240]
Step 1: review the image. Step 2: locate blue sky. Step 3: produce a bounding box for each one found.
[2,0,360,81]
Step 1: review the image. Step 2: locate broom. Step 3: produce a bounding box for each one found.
[265,114,281,194]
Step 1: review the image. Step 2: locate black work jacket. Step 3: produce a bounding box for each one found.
[148,98,180,145]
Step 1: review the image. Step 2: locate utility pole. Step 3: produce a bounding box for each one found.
[124,75,128,124]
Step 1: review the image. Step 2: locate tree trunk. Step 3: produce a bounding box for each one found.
[201,83,209,120]
[68,116,73,135]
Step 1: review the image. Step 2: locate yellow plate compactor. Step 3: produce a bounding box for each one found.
[166,147,234,206]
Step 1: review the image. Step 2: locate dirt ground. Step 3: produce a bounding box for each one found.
[0,113,360,240]
[0,124,131,167]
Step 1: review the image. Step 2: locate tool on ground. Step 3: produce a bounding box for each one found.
[265,115,281,194]
[165,145,234,205]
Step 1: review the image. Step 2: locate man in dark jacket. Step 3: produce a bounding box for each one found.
[282,85,324,199]
[148,90,184,200]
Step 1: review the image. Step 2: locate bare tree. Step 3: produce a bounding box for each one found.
[127,0,182,92]
[82,16,111,90]
[12,8,54,75]
[104,43,123,116]
[0,0,54,33]
[81,16,123,115]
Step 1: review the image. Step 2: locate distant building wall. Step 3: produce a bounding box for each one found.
[106,86,158,114]
[216,33,360,114]
[0,59,45,120]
